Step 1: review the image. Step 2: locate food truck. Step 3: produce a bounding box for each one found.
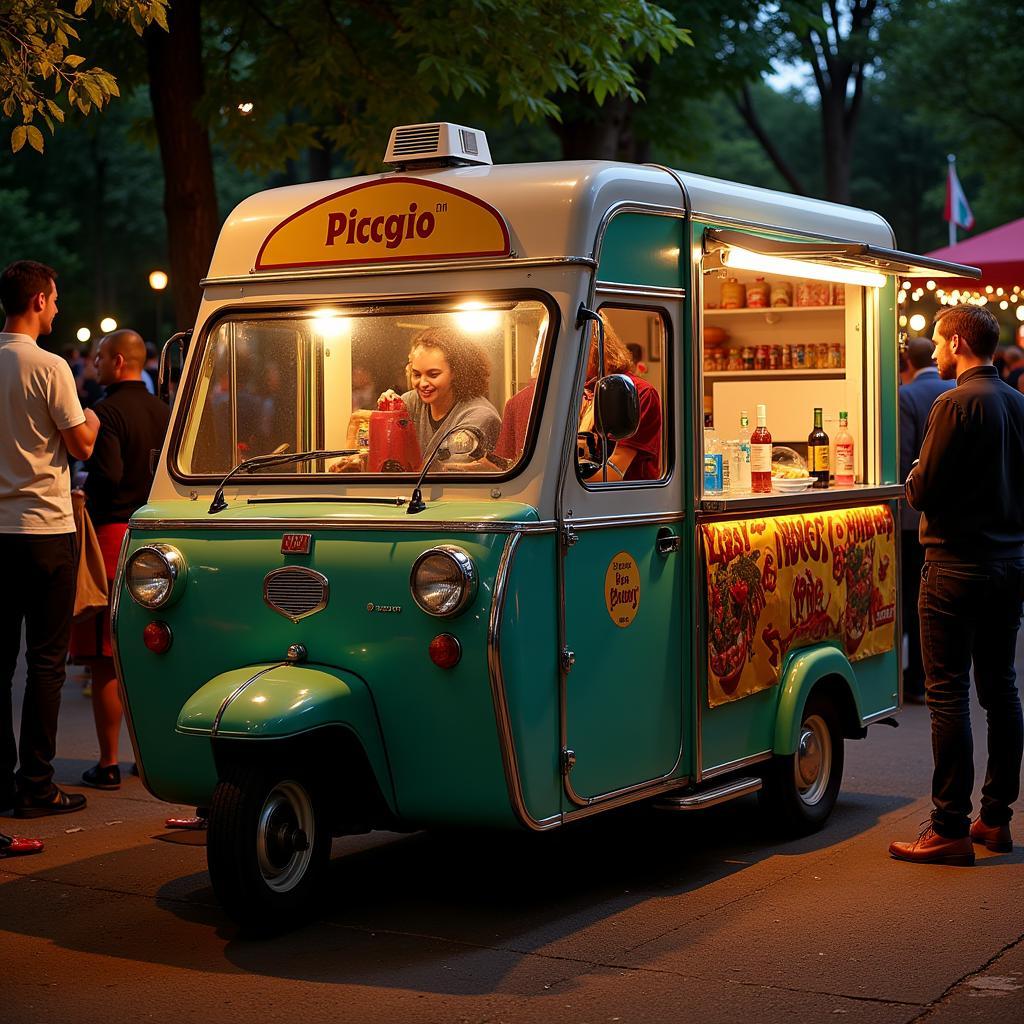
[113,122,980,929]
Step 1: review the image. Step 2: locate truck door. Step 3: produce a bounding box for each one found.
[558,300,687,803]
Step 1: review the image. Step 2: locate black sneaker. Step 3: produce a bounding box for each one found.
[81,763,121,790]
[14,785,87,818]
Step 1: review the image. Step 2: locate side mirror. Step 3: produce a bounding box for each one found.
[438,426,486,462]
[594,373,639,441]
[158,330,192,404]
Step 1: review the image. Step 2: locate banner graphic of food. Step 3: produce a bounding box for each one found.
[701,505,895,707]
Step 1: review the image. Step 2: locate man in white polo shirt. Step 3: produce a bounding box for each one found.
[0,261,99,818]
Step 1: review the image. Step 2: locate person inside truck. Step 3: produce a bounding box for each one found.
[378,326,501,468]
[578,314,662,482]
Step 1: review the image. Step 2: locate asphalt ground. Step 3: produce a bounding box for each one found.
[2,634,1023,1024]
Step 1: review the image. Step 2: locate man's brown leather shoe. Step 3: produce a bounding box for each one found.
[889,823,975,865]
[970,818,1012,853]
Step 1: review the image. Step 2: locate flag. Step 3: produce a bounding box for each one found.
[944,160,975,231]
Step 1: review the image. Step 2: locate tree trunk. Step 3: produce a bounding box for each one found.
[820,91,852,204]
[145,0,220,333]
[551,93,635,161]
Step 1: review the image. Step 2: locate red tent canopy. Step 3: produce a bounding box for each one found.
[926,216,1024,291]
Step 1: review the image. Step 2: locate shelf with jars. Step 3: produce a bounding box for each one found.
[705,368,845,380]
[704,305,846,318]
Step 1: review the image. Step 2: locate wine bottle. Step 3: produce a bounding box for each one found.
[835,410,855,485]
[750,404,772,493]
[807,407,830,489]
[735,411,752,492]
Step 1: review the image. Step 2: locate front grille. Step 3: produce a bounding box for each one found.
[264,567,328,622]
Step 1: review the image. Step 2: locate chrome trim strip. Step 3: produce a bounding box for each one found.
[700,750,773,781]
[211,663,286,736]
[263,566,330,622]
[696,486,905,520]
[110,529,148,790]
[561,775,692,823]
[569,511,685,531]
[202,256,596,288]
[485,533,559,831]
[863,705,900,727]
[656,776,763,810]
[129,516,557,535]
[595,282,687,300]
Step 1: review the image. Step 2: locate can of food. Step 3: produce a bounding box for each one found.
[755,345,768,370]
[743,346,755,371]
[727,349,743,371]
[794,344,806,368]
[747,278,770,308]
[818,342,830,366]
[769,345,781,370]
[781,344,792,368]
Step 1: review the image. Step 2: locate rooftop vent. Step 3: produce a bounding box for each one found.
[384,122,492,169]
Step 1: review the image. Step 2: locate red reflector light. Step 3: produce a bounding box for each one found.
[143,620,173,654]
[428,633,461,669]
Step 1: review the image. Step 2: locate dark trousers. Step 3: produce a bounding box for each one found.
[0,532,77,799]
[919,559,1024,837]
[901,530,925,695]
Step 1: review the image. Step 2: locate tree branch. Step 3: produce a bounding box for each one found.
[734,84,808,196]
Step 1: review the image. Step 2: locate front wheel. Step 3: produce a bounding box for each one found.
[759,694,844,836]
[207,763,330,932]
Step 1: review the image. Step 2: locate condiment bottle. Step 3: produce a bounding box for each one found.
[750,404,773,493]
[721,277,746,309]
[807,407,830,489]
[835,410,855,485]
[747,277,770,308]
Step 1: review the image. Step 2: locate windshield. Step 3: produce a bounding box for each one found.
[175,297,553,479]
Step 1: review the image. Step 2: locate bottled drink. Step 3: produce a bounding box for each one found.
[750,404,773,493]
[807,407,830,489]
[835,410,855,485]
[735,411,752,492]
[703,427,723,493]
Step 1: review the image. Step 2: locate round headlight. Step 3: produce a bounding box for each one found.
[126,544,185,609]
[410,545,477,617]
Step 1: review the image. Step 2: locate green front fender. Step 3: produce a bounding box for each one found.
[773,644,862,755]
[177,662,393,806]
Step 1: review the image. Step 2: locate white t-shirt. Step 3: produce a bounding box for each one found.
[0,333,86,533]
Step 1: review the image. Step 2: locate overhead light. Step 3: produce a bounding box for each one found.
[720,247,887,288]
[310,309,347,339]
[454,301,501,333]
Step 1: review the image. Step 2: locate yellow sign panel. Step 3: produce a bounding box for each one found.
[702,505,896,707]
[605,551,641,628]
[255,177,511,270]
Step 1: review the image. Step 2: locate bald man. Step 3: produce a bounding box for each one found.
[71,329,170,789]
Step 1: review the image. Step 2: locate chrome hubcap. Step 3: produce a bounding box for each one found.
[794,714,831,806]
[256,781,315,892]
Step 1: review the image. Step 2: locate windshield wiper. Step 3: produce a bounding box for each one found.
[407,424,486,514]
[208,449,358,514]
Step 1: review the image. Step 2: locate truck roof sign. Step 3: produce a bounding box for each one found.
[254,176,511,271]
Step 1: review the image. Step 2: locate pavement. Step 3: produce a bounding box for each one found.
[2,634,1023,1024]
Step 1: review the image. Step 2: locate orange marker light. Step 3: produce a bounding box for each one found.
[143,621,173,654]
[428,633,461,669]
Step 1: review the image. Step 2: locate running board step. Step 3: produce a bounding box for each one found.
[654,776,763,812]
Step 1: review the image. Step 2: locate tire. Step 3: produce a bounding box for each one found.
[759,693,844,836]
[207,762,330,933]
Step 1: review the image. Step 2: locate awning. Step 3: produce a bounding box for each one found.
[926,217,1024,290]
[705,228,981,281]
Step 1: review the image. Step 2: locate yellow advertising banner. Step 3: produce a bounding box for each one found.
[255,177,511,270]
[702,505,896,707]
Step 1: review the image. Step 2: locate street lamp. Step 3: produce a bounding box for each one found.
[100,317,117,333]
[148,269,168,343]
[76,327,91,344]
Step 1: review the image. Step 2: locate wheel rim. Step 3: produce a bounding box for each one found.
[255,780,315,893]
[794,714,831,806]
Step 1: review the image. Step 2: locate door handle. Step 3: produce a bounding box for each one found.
[656,527,681,557]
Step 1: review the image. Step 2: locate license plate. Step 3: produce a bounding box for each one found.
[281,533,312,555]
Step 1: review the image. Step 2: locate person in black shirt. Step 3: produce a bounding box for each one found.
[70,330,169,790]
[890,305,1024,865]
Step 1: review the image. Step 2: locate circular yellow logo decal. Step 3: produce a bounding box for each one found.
[605,551,641,628]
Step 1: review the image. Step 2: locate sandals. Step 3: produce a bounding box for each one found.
[0,832,44,857]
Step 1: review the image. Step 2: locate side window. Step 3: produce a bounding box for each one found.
[575,305,670,485]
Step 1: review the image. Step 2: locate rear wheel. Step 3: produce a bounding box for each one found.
[759,693,844,836]
[207,762,330,932]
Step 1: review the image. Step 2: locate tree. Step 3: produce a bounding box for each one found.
[735,1,909,203]
[0,0,166,152]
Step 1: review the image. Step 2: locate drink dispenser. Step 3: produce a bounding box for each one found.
[368,396,422,472]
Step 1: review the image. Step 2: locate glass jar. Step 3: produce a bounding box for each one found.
[794,344,806,368]
[747,278,770,308]
[742,346,755,371]
[771,280,793,307]
[721,278,746,309]
[781,344,792,369]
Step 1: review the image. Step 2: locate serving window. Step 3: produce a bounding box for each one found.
[698,231,884,500]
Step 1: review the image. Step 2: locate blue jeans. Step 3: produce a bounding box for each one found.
[919,559,1024,837]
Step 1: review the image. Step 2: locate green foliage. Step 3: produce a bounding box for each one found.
[881,0,1024,231]
[204,0,689,174]
[0,0,167,153]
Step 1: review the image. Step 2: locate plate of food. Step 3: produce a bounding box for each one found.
[773,475,815,492]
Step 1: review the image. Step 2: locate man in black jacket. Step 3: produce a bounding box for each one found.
[890,305,1024,865]
[71,329,169,790]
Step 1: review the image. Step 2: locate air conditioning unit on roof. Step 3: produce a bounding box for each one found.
[384,122,492,169]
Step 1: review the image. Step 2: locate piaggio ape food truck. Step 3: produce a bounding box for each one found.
[113,122,980,929]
